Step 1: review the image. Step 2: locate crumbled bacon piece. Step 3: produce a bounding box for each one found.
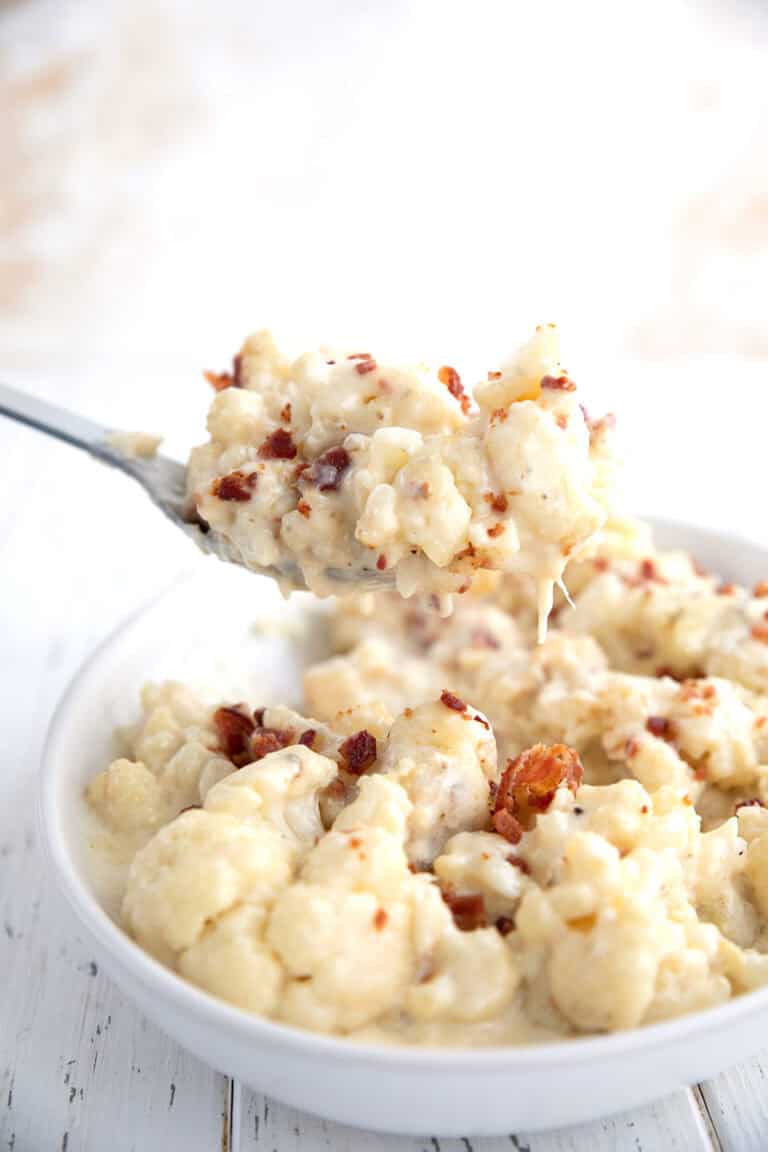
[249,730,289,760]
[204,353,243,392]
[736,798,765,813]
[640,558,666,583]
[298,729,316,748]
[490,407,508,423]
[492,743,583,840]
[646,715,674,740]
[484,492,508,514]
[318,776,352,828]
[373,908,388,932]
[280,402,292,423]
[679,680,716,704]
[297,500,312,518]
[438,365,471,414]
[495,916,515,937]
[540,373,576,392]
[717,582,737,596]
[214,706,255,766]
[470,628,500,650]
[487,523,505,539]
[754,582,768,598]
[376,554,387,571]
[347,352,377,375]
[752,624,768,645]
[211,470,258,502]
[440,690,467,712]
[441,888,487,931]
[487,370,503,380]
[588,413,616,443]
[339,730,377,774]
[507,854,531,875]
[259,428,297,460]
[556,413,569,429]
[304,446,351,492]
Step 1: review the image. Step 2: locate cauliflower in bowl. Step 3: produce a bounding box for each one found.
[86,653,768,1045]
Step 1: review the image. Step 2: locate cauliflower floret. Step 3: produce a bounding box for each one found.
[380,698,497,864]
[434,831,526,922]
[267,776,416,1032]
[203,744,337,851]
[122,809,291,967]
[406,927,520,1023]
[86,759,165,832]
[695,818,757,946]
[304,637,438,722]
[179,904,284,1015]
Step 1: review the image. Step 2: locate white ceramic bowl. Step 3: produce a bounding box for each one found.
[40,519,768,1137]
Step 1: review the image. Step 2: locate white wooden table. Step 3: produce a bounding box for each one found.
[2,392,768,1152]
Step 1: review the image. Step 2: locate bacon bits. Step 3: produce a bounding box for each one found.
[470,628,500,650]
[540,373,576,392]
[204,353,243,391]
[280,402,292,423]
[441,888,487,931]
[251,726,294,761]
[717,582,737,596]
[507,853,531,875]
[347,352,377,375]
[752,624,768,645]
[339,730,378,775]
[214,706,255,766]
[754,582,768,598]
[646,715,674,740]
[211,470,258,502]
[376,554,387,571]
[440,690,467,712]
[297,500,312,518]
[305,446,351,492]
[487,523,505,539]
[736,798,765,813]
[640,559,665,583]
[495,916,515,937]
[298,729,317,747]
[438,365,471,414]
[492,743,584,842]
[373,908,388,931]
[485,492,508,514]
[259,428,297,460]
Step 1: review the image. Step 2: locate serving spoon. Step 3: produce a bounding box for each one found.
[0,382,395,590]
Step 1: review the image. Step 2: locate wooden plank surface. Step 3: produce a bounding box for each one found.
[700,1061,768,1152]
[234,1086,713,1152]
[0,425,228,1152]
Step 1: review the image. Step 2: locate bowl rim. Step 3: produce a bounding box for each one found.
[39,515,768,1070]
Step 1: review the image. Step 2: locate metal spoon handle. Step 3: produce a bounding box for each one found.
[0,381,113,458]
